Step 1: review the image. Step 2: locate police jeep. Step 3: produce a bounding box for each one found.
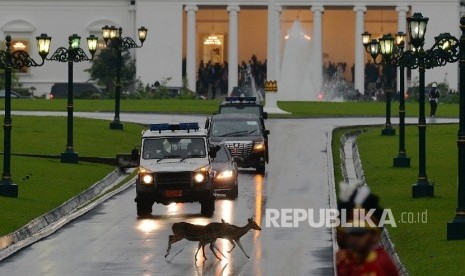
[135,123,216,217]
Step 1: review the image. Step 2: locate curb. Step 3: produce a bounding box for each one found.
[338,130,409,276]
[326,130,338,275]
[0,169,136,261]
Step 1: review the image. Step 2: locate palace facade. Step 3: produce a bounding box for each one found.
[0,0,462,96]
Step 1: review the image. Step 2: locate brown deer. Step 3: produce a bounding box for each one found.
[165,221,228,261]
[165,218,261,260]
[218,218,261,258]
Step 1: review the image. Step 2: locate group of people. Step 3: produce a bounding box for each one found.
[196,55,267,99]
[336,183,399,276]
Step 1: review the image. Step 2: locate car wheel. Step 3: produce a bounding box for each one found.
[201,196,215,217]
[136,194,153,217]
[256,164,265,174]
[228,183,238,199]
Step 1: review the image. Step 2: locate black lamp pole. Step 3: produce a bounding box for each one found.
[393,32,411,167]
[397,13,459,197]
[447,16,465,240]
[102,26,147,130]
[0,34,51,197]
[47,34,97,163]
[365,13,460,198]
[362,33,395,136]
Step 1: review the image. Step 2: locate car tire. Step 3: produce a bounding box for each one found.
[228,184,239,199]
[136,196,153,217]
[256,164,265,174]
[201,196,215,217]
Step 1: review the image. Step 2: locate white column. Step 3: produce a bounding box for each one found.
[185,5,198,92]
[264,1,288,114]
[396,5,409,93]
[227,5,240,95]
[354,5,367,95]
[274,5,282,79]
[267,1,276,80]
[311,5,324,96]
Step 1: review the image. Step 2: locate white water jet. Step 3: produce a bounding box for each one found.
[279,20,319,101]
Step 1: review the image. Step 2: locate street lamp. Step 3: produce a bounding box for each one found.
[47,34,98,163]
[447,16,465,240]
[404,13,459,198]
[393,31,411,168]
[102,25,147,130]
[362,33,396,136]
[0,34,51,197]
[398,13,460,198]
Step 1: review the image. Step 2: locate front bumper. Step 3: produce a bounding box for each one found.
[136,184,213,205]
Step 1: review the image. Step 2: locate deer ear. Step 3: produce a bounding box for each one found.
[248,217,253,222]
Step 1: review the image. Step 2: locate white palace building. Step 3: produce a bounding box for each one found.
[0,0,463,98]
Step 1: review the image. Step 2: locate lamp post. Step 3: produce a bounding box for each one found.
[364,13,460,197]
[447,16,465,240]
[0,34,51,197]
[392,32,411,168]
[102,25,147,130]
[398,13,459,197]
[365,31,411,167]
[362,33,396,136]
[47,34,98,163]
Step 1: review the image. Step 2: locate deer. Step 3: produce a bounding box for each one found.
[165,221,228,261]
[217,217,261,258]
[165,218,261,261]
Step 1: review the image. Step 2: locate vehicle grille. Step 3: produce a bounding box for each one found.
[224,142,253,157]
[156,172,192,189]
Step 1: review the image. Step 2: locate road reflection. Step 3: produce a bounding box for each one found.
[136,219,161,234]
[254,174,263,276]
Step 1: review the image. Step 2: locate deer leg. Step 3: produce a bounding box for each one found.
[165,234,177,258]
[209,240,227,260]
[195,242,203,261]
[227,239,236,253]
[202,242,208,260]
[235,239,250,258]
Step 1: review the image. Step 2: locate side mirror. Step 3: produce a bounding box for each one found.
[208,145,220,159]
[205,118,210,129]
[264,129,270,135]
[262,112,268,120]
[131,147,140,160]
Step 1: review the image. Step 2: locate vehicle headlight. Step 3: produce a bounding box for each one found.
[216,170,234,180]
[139,167,155,185]
[194,172,205,183]
[253,141,265,151]
[141,173,154,185]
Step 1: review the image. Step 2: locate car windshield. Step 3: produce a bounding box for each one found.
[142,137,206,160]
[211,119,261,137]
[220,106,261,117]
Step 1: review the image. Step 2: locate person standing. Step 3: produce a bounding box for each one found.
[429,82,440,117]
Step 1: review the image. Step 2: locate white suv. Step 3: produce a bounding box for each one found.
[135,123,216,217]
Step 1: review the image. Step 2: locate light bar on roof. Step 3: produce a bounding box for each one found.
[149,122,199,133]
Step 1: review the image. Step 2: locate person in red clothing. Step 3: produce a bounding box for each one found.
[336,184,399,276]
[337,226,398,276]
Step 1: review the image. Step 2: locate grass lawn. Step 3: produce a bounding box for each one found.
[340,124,465,275]
[0,116,145,236]
[1,98,460,118]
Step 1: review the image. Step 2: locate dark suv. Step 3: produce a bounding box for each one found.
[207,113,269,173]
[218,97,268,128]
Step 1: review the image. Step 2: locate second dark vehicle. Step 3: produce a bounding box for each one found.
[206,113,269,174]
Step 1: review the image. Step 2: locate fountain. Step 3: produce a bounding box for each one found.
[279,19,319,101]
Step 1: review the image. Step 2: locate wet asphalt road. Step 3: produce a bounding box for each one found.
[0,112,455,276]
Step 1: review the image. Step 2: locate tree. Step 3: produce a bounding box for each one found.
[85,48,136,98]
